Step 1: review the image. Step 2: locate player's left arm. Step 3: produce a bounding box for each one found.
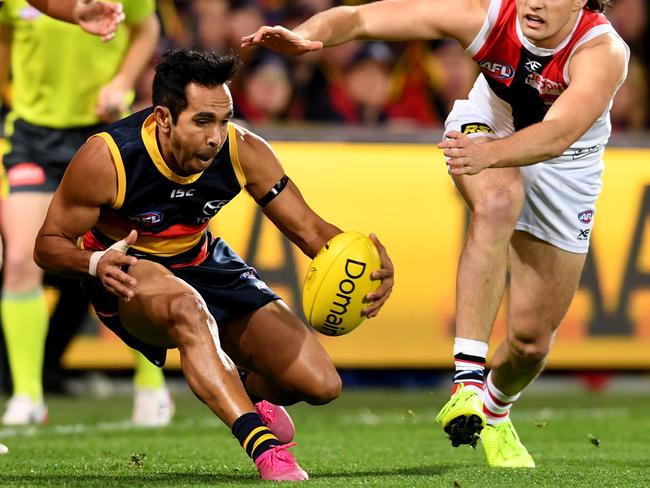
[26,0,124,41]
[235,126,394,316]
[96,9,160,122]
[442,34,628,175]
[234,125,341,258]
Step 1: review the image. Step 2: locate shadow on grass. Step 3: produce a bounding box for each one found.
[0,473,260,486]
[313,464,450,479]
[1,465,452,485]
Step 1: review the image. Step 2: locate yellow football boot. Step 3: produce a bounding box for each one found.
[481,418,535,468]
[435,383,486,448]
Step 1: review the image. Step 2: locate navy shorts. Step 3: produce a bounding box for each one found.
[83,237,280,367]
[2,118,105,192]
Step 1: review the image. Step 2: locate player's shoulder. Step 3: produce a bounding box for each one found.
[569,31,629,86]
[228,122,275,161]
[61,136,118,205]
[572,30,629,67]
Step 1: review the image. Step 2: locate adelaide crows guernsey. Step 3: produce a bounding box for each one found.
[464,0,628,149]
[82,108,247,267]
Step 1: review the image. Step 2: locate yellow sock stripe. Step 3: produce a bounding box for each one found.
[251,433,279,457]
[242,426,267,452]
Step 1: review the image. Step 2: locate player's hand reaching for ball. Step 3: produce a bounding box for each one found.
[241,25,323,56]
[363,234,394,318]
[94,230,139,302]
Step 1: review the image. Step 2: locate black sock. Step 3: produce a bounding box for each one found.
[232,412,281,461]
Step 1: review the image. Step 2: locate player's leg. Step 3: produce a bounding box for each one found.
[482,231,586,467]
[436,163,524,447]
[219,299,342,407]
[119,260,306,480]
[1,192,51,425]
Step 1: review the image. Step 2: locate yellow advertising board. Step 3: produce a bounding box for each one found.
[62,144,650,370]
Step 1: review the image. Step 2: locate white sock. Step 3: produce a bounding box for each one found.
[453,337,488,395]
[483,371,520,425]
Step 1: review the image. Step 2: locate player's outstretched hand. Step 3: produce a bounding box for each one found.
[97,230,139,302]
[241,25,323,55]
[73,0,125,42]
[362,233,394,318]
[438,131,494,175]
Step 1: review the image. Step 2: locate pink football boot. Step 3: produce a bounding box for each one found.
[254,443,308,481]
[255,400,295,444]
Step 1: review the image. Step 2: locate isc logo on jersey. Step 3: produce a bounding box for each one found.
[478,59,514,80]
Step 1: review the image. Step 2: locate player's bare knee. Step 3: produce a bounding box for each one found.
[166,291,213,344]
[473,186,524,230]
[303,369,342,405]
[509,334,550,365]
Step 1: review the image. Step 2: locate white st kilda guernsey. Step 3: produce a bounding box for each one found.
[463,0,629,151]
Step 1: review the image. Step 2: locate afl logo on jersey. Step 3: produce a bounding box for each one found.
[129,211,163,225]
[478,60,514,80]
[578,210,593,224]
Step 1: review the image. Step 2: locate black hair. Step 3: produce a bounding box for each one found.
[585,0,612,13]
[152,49,241,123]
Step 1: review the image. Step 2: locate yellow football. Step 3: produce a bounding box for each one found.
[302,231,381,336]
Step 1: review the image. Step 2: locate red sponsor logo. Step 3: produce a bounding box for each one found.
[7,163,46,187]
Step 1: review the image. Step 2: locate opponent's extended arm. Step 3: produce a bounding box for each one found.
[242,0,487,54]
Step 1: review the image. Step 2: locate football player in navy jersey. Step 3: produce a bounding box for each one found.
[242,0,628,468]
[33,49,394,482]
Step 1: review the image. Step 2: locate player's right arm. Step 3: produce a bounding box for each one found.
[34,137,138,299]
[242,0,488,54]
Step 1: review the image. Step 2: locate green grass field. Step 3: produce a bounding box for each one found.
[1,387,649,487]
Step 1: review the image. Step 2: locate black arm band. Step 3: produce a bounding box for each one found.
[257,175,289,208]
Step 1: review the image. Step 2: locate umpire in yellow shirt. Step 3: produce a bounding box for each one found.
[0,0,160,425]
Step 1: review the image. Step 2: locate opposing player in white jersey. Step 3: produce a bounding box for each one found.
[242,0,629,467]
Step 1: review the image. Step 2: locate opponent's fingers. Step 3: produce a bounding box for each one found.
[443,147,466,158]
[448,163,478,176]
[253,25,285,43]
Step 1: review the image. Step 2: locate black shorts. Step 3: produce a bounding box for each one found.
[2,118,105,193]
[82,237,281,367]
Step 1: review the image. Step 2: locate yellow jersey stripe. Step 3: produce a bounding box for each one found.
[228,122,247,188]
[93,133,126,209]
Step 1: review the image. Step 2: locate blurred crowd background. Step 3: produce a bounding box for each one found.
[125,0,650,130]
